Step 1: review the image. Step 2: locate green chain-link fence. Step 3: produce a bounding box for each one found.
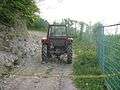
[97,24,120,90]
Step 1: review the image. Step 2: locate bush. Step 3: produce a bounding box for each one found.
[28,16,49,32]
[0,0,38,26]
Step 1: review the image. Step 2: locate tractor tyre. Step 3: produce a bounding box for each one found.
[47,46,52,58]
[42,44,48,63]
[67,44,72,64]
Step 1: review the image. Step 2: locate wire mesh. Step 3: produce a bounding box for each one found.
[97,24,120,90]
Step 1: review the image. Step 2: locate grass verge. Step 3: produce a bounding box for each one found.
[73,38,106,90]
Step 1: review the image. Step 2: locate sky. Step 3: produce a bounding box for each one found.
[36,0,120,25]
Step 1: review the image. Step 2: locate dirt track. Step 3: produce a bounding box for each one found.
[4,31,77,90]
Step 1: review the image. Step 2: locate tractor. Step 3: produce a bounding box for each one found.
[41,25,73,64]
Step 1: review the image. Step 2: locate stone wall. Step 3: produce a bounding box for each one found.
[0,20,42,70]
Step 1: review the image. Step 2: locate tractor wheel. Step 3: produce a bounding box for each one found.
[67,44,72,64]
[41,44,48,63]
[47,46,52,58]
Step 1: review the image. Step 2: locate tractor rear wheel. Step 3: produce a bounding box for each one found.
[41,44,48,63]
[67,44,72,64]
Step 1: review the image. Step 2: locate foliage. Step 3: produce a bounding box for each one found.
[92,22,103,42]
[73,38,106,90]
[0,0,39,26]
[29,16,49,31]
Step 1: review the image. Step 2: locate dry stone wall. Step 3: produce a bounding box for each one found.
[0,20,42,88]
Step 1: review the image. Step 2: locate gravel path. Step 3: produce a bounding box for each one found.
[4,31,77,90]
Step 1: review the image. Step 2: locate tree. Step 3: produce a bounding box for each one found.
[30,16,49,30]
[0,0,39,26]
[92,22,103,42]
[79,22,84,40]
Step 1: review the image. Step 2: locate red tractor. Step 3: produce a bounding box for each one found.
[41,25,73,64]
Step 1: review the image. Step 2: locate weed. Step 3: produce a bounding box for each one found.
[73,38,106,90]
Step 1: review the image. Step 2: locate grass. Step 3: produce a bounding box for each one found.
[73,38,106,90]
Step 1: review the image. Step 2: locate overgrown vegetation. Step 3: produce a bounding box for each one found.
[28,16,49,32]
[73,38,106,90]
[0,0,38,26]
